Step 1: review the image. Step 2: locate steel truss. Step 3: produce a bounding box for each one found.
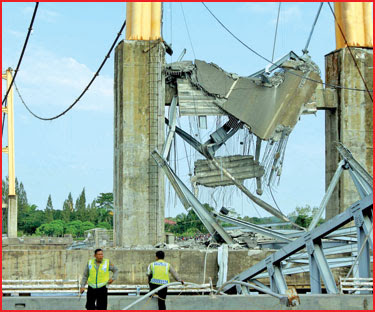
[156,110,373,296]
[222,194,372,294]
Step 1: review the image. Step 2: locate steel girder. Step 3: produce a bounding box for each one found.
[222,194,373,294]
[151,150,234,244]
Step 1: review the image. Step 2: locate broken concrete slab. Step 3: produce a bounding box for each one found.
[192,155,264,187]
[165,54,322,141]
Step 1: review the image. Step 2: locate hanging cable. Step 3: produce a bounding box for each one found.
[17,19,126,121]
[201,2,373,93]
[327,2,373,102]
[302,2,324,55]
[271,3,281,62]
[180,3,197,60]
[2,98,7,138]
[2,2,39,106]
[2,2,39,138]
[268,186,283,214]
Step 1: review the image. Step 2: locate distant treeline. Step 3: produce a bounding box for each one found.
[2,177,113,237]
[2,177,322,238]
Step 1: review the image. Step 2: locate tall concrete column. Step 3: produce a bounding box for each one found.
[114,40,165,246]
[7,195,17,238]
[325,47,373,219]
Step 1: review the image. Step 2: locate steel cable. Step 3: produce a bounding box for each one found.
[327,2,373,102]
[17,19,126,121]
[201,2,373,93]
[2,2,39,137]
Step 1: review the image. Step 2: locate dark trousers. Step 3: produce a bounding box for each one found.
[149,283,168,310]
[86,285,108,310]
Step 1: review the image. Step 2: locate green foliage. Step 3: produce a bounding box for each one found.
[75,188,87,221]
[2,177,9,203]
[287,205,323,228]
[45,194,54,223]
[21,205,44,235]
[2,177,114,237]
[166,204,214,236]
[62,193,74,223]
[82,221,95,233]
[182,227,200,237]
[97,221,111,230]
[36,220,64,237]
[96,193,113,210]
[66,220,84,237]
[95,192,113,227]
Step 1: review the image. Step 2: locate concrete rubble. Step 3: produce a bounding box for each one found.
[165,56,321,141]
[66,228,258,251]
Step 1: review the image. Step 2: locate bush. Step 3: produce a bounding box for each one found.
[97,222,111,230]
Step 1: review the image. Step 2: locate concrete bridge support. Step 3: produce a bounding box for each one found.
[324,47,373,219]
[113,40,165,246]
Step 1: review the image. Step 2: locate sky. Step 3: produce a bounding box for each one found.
[2,2,343,219]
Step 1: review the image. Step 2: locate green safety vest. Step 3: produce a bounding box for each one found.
[87,258,110,288]
[150,260,170,285]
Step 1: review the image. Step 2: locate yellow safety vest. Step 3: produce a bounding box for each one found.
[150,260,170,285]
[87,258,110,288]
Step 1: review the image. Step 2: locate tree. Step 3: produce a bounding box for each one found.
[65,220,93,237]
[22,205,44,235]
[62,193,74,223]
[17,180,29,219]
[35,220,65,237]
[95,192,113,226]
[45,195,54,223]
[287,205,323,228]
[75,188,87,221]
[3,177,30,232]
[96,193,113,208]
[167,203,215,236]
[97,221,111,230]
[86,200,99,224]
[2,177,9,203]
[82,221,95,233]
[65,220,83,237]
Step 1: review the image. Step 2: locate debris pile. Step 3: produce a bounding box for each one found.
[226,230,257,248]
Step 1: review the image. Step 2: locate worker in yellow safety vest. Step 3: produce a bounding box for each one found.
[147,250,184,310]
[80,248,118,310]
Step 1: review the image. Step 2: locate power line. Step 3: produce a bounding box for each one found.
[327,2,373,102]
[201,2,373,93]
[2,2,39,137]
[18,19,127,121]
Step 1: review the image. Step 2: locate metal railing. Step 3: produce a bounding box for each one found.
[2,280,211,295]
[339,277,373,294]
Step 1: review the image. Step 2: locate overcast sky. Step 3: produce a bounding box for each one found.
[2,2,342,218]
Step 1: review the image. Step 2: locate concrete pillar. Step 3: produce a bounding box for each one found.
[114,40,165,246]
[325,47,373,219]
[7,195,17,238]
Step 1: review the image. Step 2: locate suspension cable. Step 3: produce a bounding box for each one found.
[327,2,373,102]
[302,2,324,55]
[271,3,281,62]
[2,2,39,106]
[18,19,126,121]
[201,2,373,93]
[2,2,39,137]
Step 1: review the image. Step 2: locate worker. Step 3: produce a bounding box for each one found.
[147,250,184,310]
[80,248,118,310]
